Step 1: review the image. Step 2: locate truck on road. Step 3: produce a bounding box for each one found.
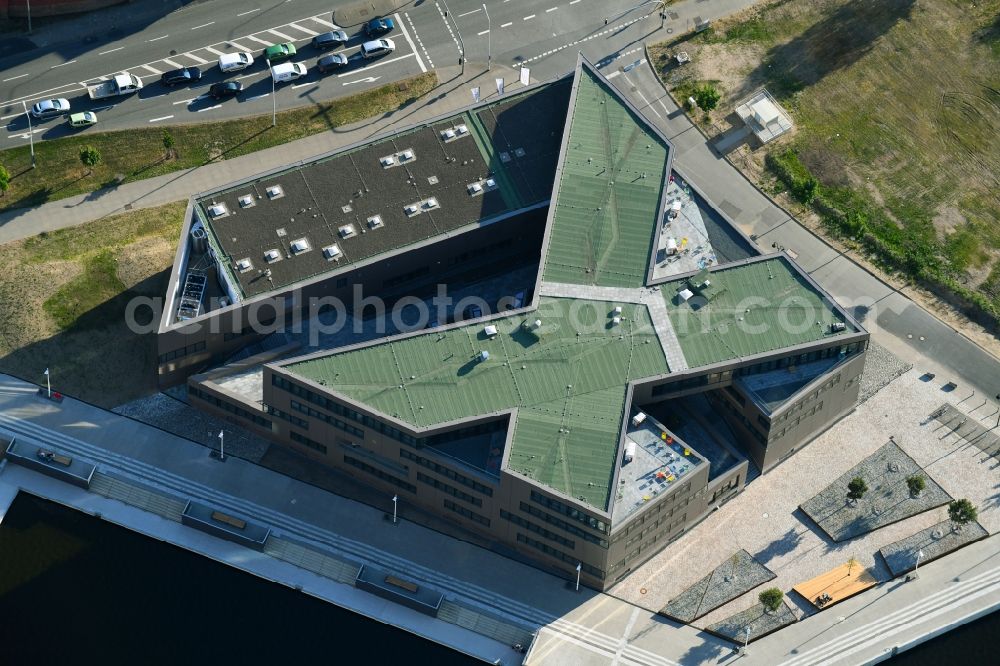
[88,72,143,100]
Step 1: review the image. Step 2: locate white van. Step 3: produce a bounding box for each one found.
[219,52,254,72]
[271,62,307,83]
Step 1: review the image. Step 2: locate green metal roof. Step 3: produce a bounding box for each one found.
[541,65,669,288]
[286,297,669,509]
[661,257,853,368]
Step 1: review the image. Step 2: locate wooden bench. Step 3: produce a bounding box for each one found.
[37,448,73,467]
[384,575,419,593]
[211,511,247,530]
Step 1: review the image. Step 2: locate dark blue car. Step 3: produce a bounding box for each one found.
[364,16,395,36]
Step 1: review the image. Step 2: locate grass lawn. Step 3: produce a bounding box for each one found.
[0,72,437,212]
[0,201,186,407]
[649,0,1000,323]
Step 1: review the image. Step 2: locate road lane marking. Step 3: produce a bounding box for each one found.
[8,129,45,139]
[570,0,581,4]
[477,29,490,36]
[457,8,481,16]
[335,51,415,76]
[245,35,273,46]
[192,22,215,30]
[546,7,558,12]
[162,58,183,68]
[524,15,535,20]
[141,64,162,74]
[343,76,381,86]
[500,22,512,28]
[226,41,252,51]
[311,17,338,28]
[173,97,197,105]
[288,22,317,36]
[149,115,174,122]
[148,35,169,42]
[394,13,426,73]
[3,74,29,82]
[291,81,313,89]
[267,29,295,41]
[1,112,23,120]
[237,9,259,16]
[403,12,434,69]
[244,93,269,101]
[181,52,209,64]
[99,47,124,55]
[204,46,226,56]
[50,60,77,69]
[196,104,221,112]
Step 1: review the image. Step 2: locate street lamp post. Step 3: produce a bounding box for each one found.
[26,0,33,35]
[218,430,225,461]
[43,367,50,398]
[483,3,491,71]
[22,101,36,168]
[912,549,924,579]
[996,395,1000,428]
[392,494,398,524]
[741,625,751,655]
[441,0,466,75]
[574,562,581,591]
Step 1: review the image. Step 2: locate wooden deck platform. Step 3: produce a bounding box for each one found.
[793,562,878,610]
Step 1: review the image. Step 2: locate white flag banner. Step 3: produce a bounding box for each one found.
[495,77,505,96]
[471,86,480,103]
[519,67,530,87]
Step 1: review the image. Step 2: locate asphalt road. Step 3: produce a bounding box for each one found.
[0,0,679,142]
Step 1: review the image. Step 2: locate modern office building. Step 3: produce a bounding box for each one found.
[159,56,868,590]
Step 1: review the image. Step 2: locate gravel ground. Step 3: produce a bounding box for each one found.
[880,519,990,578]
[610,368,999,629]
[859,341,913,404]
[113,391,271,463]
[660,549,775,623]
[706,600,797,644]
[799,442,952,542]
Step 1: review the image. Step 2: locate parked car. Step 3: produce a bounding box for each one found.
[312,30,348,50]
[364,17,394,36]
[360,38,395,59]
[30,98,70,119]
[209,81,243,99]
[160,67,202,86]
[67,111,98,128]
[317,53,349,73]
[270,62,307,83]
[263,43,296,62]
[218,52,254,72]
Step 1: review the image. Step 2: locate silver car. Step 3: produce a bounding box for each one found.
[31,98,71,120]
[361,38,395,59]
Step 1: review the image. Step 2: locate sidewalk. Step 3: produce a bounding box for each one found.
[0,64,533,244]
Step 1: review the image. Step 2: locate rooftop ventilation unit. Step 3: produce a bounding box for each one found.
[631,412,647,427]
[479,350,490,361]
[290,238,310,255]
[422,197,439,210]
[399,149,415,161]
[455,124,468,135]
[238,194,255,209]
[236,258,253,273]
[440,128,457,141]
[266,185,284,200]
[207,203,228,219]
[484,177,497,189]
[322,244,342,260]
[380,155,396,168]
[339,224,357,239]
[484,325,498,338]
[831,322,847,333]
[264,249,281,263]
[367,215,384,229]
[467,182,484,195]
[612,316,621,326]
[614,306,623,315]
[404,203,420,217]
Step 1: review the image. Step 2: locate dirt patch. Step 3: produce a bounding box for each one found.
[932,205,966,237]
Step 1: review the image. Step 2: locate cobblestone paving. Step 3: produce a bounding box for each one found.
[660,549,775,622]
[880,518,990,578]
[113,391,270,462]
[858,341,912,404]
[705,600,796,644]
[611,368,999,629]
[800,441,952,542]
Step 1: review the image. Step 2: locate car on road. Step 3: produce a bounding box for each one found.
[67,111,98,128]
[270,62,307,83]
[317,53,349,73]
[209,81,243,99]
[361,38,395,60]
[364,17,394,36]
[30,98,70,119]
[263,43,297,62]
[218,52,254,72]
[160,67,202,86]
[312,30,348,50]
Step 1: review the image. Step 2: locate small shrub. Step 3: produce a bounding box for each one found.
[847,477,868,501]
[162,130,176,159]
[0,164,9,196]
[693,84,721,111]
[758,587,784,613]
[79,146,102,171]
[906,474,926,496]
[948,499,978,530]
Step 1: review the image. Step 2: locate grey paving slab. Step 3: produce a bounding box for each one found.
[756,221,840,274]
[880,519,990,578]
[808,254,896,312]
[706,600,796,644]
[800,442,953,543]
[660,549,775,623]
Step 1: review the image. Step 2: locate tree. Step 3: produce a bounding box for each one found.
[758,587,784,613]
[847,477,868,503]
[162,130,176,159]
[693,84,721,112]
[948,499,978,532]
[846,555,859,576]
[79,145,102,175]
[906,474,926,497]
[725,551,741,583]
[0,164,9,197]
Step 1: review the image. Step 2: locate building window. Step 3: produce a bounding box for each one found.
[188,386,272,428]
[343,454,416,493]
[501,510,575,548]
[400,449,494,496]
[416,472,482,506]
[515,534,603,577]
[289,400,364,437]
[290,430,328,454]
[529,491,609,534]
[158,340,207,363]
[519,503,609,548]
[443,499,490,526]
[266,405,309,429]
